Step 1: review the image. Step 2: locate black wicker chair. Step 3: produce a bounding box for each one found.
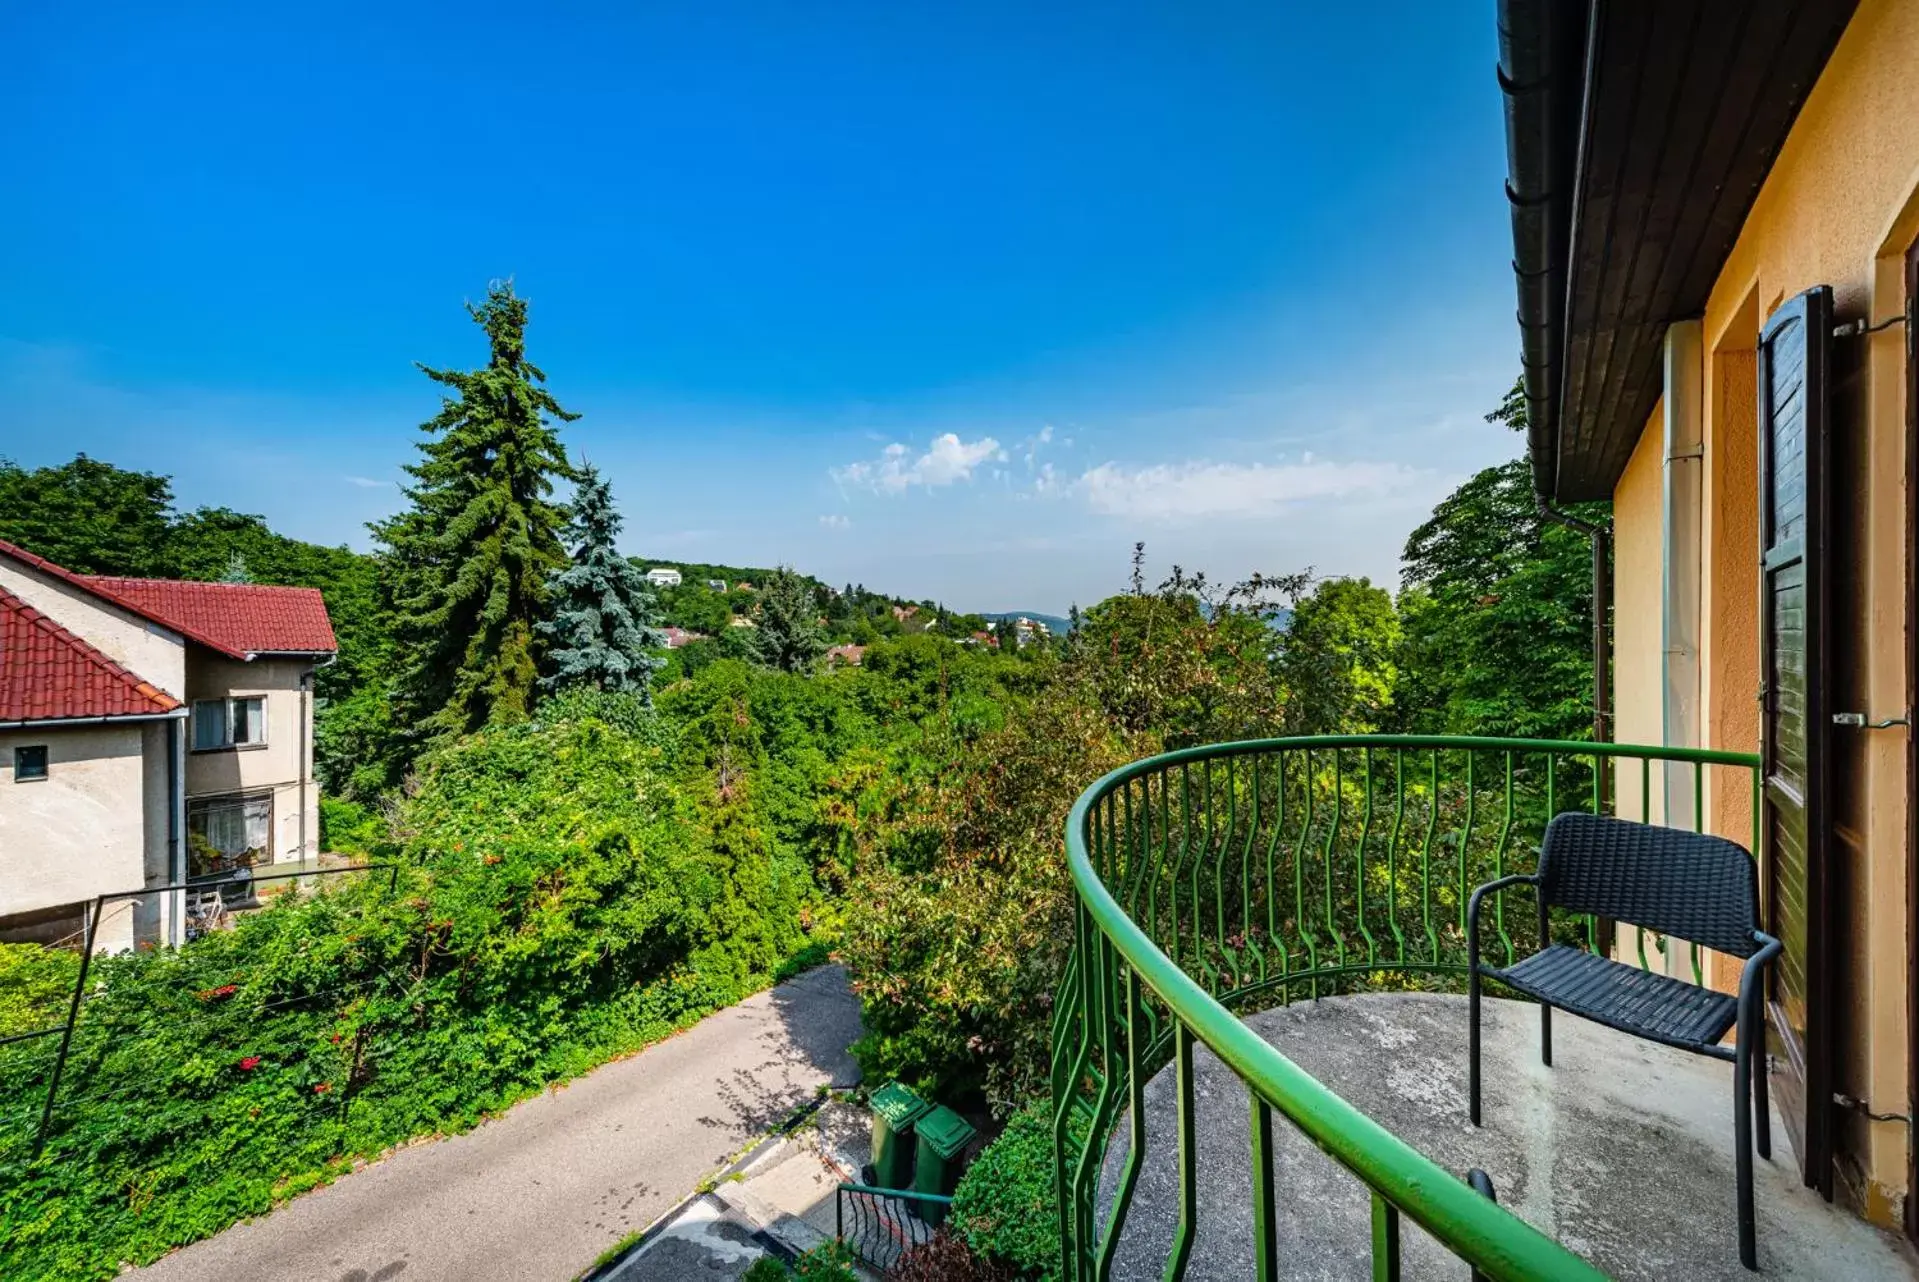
[1467,812,1783,1271]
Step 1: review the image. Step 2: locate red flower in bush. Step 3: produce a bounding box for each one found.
[196,984,239,1002]
[238,1056,262,1072]
[314,1081,331,1094]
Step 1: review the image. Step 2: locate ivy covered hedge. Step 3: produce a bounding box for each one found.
[950,1102,1065,1281]
[0,696,824,1282]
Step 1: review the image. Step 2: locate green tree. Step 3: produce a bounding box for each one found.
[0,454,176,575]
[750,566,828,673]
[539,464,665,696]
[1275,576,1401,733]
[373,281,575,746]
[1394,380,1604,739]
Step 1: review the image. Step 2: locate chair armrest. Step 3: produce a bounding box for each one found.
[1466,874,1540,969]
[1738,931,1783,1011]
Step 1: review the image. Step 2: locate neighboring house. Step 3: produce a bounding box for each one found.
[0,540,336,953]
[705,578,728,592]
[891,604,918,622]
[644,567,682,588]
[661,627,706,649]
[1502,0,1918,1234]
[824,644,864,668]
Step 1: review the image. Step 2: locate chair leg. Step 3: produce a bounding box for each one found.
[1749,1027,1772,1161]
[1735,1033,1757,1270]
[1469,966,1482,1127]
[1540,1002,1552,1067]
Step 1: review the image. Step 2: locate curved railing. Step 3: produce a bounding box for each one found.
[1052,735,1762,1281]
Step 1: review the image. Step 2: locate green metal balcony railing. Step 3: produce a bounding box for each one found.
[1052,734,1762,1281]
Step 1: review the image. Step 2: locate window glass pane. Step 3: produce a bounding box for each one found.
[244,797,270,853]
[239,698,265,745]
[14,745,48,781]
[190,797,271,866]
[193,700,227,750]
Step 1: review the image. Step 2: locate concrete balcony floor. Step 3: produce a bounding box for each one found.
[1099,992,1915,1279]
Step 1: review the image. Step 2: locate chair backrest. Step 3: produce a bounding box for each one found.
[1537,812,1762,957]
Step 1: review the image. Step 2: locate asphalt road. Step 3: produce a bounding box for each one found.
[129,965,862,1282]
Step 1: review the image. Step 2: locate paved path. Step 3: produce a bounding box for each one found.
[131,966,862,1282]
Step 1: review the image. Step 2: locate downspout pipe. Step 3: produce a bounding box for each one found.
[1661,322,1705,856]
[299,653,335,877]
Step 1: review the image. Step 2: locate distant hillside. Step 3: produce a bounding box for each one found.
[983,610,1072,635]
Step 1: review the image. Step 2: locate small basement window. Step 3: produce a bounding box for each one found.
[192,697,266,751]
[13,745,48,781]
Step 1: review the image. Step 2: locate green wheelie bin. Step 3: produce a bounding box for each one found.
[910,1105,978,1226]
[868,1081,931,1189]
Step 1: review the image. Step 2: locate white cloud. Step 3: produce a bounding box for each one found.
[1022,424,1054,471]
[344,475,392,489]
[818,513,851,530]
[832,433,1003,494]
[1074,457,1419,522]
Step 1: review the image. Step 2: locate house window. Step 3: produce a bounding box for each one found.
[188,794,272,872]
[13,745,48,781]
[192,697,266,751]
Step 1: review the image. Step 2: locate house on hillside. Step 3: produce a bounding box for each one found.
[0,540,336,953]
[645,567,682,588]
[705,578,727,592]
[661,627,706,649]
[825,644,865,668]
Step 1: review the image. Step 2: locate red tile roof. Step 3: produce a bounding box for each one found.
[0,587,182,723]
[82,577,337,656]
[0,540,336,658]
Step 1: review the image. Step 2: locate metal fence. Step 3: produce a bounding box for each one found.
[1053,734,1762,1281]
[0,862,396,1162]
[835,1182,952,1275]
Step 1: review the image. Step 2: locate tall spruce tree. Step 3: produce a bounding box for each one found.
[538,463,666,696]
[750,567,828,672]
[373,281,574,744]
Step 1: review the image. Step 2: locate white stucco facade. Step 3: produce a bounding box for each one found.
[0,553,330,953]
[0,723,173,952]
[0,559,187,699]
[185,654,319,868]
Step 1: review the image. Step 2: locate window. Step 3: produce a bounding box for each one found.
[188,794,272,872]
[13,745,48,781]
[192,697,266,751]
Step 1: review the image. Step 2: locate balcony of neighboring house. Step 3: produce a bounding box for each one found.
[1051,736,1917,1281]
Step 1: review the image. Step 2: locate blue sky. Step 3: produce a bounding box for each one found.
[1,2,1519,613]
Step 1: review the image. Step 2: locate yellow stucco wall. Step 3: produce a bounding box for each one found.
[1611,402,1666,829]
[1609,0,1919,1221]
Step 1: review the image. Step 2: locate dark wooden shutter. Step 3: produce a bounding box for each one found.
[1757,284,1835,1198]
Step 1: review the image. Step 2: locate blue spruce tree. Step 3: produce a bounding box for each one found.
[538,464,666,697]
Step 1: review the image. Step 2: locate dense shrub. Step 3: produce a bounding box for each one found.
[0,942,78,1040]
[951,1103,1062,1281]
[317,795,391,858]
[893,1231,1023,1281]
[0,700,828,1281]
[739,1242,861,1280]
[838,687,1144,1107]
